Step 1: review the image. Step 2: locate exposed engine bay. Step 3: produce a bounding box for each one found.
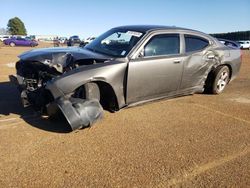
[16,56,107,92]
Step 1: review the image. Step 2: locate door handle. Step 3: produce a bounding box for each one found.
[173,59,181,64]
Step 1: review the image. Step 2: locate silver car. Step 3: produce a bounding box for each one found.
[13,25,241,130]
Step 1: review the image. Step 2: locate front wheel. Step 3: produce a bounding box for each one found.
[73,83,101,129]
[74,82,100,101]
[10,42,15,47]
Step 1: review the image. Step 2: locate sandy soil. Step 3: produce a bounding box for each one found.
[0,43,249,187]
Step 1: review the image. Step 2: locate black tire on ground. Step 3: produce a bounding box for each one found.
[10,42,15,47]
[206,66,230,94]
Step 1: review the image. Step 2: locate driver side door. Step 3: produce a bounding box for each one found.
[126,33,184,104]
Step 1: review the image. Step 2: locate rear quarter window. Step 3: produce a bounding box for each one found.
[185,35,209,53]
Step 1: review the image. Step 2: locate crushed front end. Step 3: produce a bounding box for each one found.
[11,51,104,131]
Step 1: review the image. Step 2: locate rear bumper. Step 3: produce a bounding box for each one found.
[230,59,242,82]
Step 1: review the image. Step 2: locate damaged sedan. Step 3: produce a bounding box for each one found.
[11,25,242,130]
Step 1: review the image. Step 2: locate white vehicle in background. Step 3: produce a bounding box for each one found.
[238,40,250,49]
[0,35,11,42]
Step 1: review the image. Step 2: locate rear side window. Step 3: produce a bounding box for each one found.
[144,34,180,57]
[185,35,209,53]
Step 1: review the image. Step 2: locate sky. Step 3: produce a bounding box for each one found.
[0,0,249,39]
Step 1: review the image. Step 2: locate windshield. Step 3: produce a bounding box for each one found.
[85,28,144,57]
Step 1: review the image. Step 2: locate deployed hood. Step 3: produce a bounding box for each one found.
[19,47,110,61]
[18,47,112,73]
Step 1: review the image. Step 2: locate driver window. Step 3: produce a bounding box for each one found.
[144,34,180,57]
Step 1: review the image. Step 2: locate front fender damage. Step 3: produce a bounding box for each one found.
[14,47,109,131]
[47,97,103,131]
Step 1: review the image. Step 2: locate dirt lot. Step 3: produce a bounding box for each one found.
[0,44,249,187]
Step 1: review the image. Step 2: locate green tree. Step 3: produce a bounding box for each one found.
[7,17,27,35]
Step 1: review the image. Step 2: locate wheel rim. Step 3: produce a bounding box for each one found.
[216,70,229,92]
[10,42,15,47]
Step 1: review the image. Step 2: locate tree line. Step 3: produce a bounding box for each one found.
[211,31,250,41]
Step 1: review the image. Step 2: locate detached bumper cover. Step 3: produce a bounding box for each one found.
[47,97,103,131]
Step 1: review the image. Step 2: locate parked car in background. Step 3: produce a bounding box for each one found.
[25,36,37,42]
[13,25,242,131]
[67,35,81,46]
[53,38,60,47]
[59,37,67,44]
[4,37,38,47]
[218,38,240,48]
[238,40,250,49]
[0,35,11,42]
[79,36,96,47]
[84,37,96,44]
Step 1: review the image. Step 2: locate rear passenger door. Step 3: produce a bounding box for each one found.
[179,34,212,90]
[127,33,184,104]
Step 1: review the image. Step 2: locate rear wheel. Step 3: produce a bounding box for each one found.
[210,66,230,94]
[10,42,15,47]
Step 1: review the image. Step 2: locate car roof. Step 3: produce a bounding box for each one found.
[113,25,195,33]
[113,25,217,43]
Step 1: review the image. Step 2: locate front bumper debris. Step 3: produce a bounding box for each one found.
[10,75,103,131]
[47,97,103,131]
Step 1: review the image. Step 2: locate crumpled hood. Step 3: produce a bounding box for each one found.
[19,47,111,62]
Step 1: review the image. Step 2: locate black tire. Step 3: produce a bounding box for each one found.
[74,82,100,101]
[208,66,230,94]
[10,42,15,47]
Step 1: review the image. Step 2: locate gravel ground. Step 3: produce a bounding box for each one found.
[0,44,249,187]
